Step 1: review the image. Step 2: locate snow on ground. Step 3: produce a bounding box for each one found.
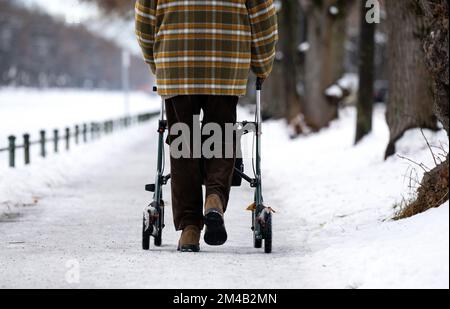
[0,97,448,288]
[0,88,159,142]
[0,88,159,169]
[262,106,448,289]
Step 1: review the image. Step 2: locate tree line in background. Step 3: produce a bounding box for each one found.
[0,0,152,90]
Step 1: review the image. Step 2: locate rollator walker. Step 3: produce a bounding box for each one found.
[142,78,273,253]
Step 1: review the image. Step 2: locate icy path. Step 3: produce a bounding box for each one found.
[0,107,448,289]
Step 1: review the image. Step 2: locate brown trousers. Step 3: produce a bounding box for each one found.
[165,95,238,231]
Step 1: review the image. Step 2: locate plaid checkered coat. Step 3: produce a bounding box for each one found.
[135,0,278,96]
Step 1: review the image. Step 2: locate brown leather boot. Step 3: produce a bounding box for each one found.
[178,225,200,252]
[204,194,227,246]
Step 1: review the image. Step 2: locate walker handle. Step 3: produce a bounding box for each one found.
[256,77,263,91]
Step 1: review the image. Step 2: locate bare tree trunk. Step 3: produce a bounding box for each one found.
[418,0,449,135]
[396,0,449,218]
[262,62,288,120]
[302,0,354,131]
[279,0,303,130]
[384,0,438,159]
[355,0,376,144]
[255,1,302,125]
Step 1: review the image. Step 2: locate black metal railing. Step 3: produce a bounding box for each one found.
[0,112,158,168]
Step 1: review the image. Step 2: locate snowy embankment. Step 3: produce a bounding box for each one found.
[262,106,449,288]
[0,88,159,169]
[0,94,448,288]
[0,125,153,217]
[0,88,159,214]
[0,88,159,143]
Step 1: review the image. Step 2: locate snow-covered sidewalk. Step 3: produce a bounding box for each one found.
[0,106,448,289]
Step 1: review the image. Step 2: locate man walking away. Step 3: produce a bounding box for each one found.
[136,0,278,252]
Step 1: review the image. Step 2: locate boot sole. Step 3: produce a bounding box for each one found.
[204,211,227,246]
[178,244,200,252]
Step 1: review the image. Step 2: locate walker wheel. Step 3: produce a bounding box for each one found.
[142,216,151,250]
[154,200,165,247]
[263,212,272,254]
[254,235,262,248]
[252,210,262,248]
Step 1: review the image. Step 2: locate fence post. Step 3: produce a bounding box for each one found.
[75,125,80,144]
[8,135,16,168]
[40,130,46,158]
[65,127,70,151]
[53,129,59,153]
[83,124,87,143]
[23,134,30,165]
[96,123,100,139]
[90,122,95,140]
